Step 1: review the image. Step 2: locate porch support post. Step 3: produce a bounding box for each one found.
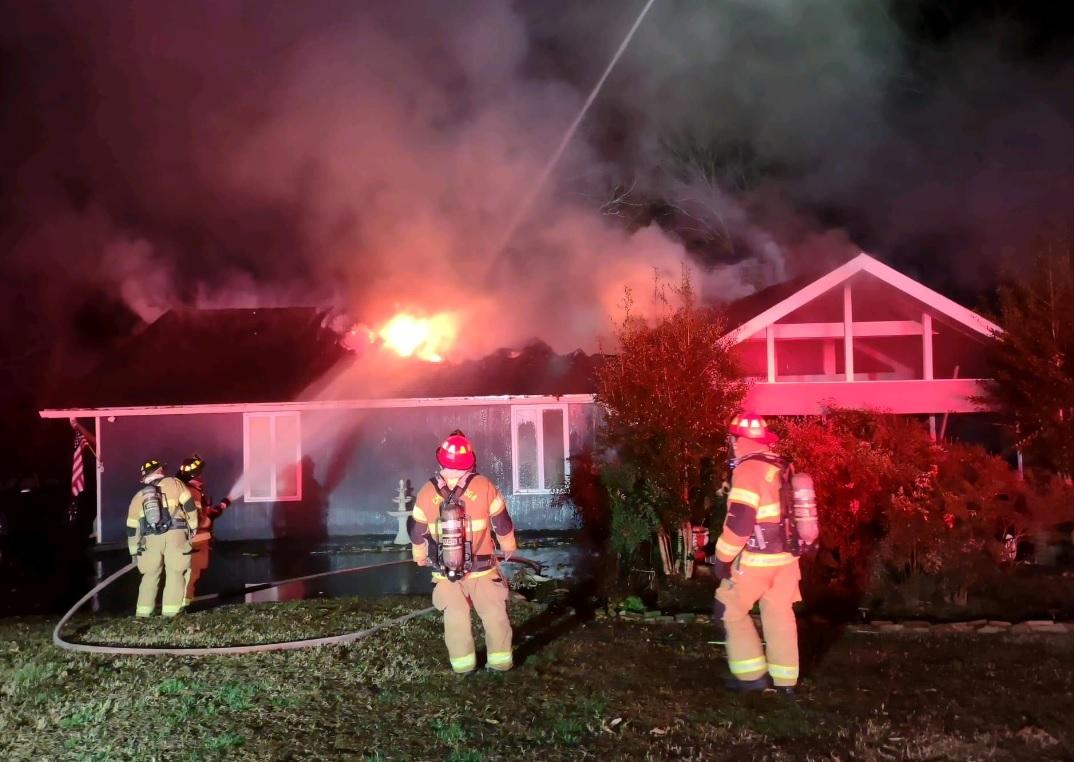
[766,327,776,383]
[922,312,934,380]
[843,284,854,382]
[94,416,103,544]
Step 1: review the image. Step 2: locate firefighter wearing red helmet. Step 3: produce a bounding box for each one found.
[176,455,231,609]
[713,413,803,695]
[408,431,518,674]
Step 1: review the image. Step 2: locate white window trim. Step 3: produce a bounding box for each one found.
[243,411,303,503]
[511,403,570,495]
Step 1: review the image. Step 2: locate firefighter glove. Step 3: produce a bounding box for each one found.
[713,558,733,580]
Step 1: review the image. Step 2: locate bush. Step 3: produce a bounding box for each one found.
[592,272,745,578]
[776,409,1073,614]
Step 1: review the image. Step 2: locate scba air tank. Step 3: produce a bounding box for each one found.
[438,503,469,581]
[791,473,819,548]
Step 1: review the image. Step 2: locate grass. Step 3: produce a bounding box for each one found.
[1,595,1073,760]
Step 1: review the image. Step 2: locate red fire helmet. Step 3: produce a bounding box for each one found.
[729,412,779,445]
[436,434,476,470]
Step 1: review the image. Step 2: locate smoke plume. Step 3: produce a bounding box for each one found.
[3,0,1074,367]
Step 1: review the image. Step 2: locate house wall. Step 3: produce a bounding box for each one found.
[98,402,596,543]
[99,413,244,544]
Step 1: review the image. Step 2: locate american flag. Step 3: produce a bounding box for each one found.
[72,430,88,497]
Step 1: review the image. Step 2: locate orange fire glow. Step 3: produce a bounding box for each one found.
[375,312,456,362]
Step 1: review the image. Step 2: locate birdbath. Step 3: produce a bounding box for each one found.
[388,479,412,545]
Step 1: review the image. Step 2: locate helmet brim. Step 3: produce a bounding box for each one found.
[736,430,779,446]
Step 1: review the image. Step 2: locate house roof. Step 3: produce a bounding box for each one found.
[723,252,1002,343]
[41,308,600,414]
[44,307,348,410]
[405,343,600,398]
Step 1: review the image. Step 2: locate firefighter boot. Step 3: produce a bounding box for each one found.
[724,674,773,693]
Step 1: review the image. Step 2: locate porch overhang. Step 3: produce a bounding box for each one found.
[743,378,991,416]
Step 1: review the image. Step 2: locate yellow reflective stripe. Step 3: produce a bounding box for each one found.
[161,604,183,616]
[450,653,476,672]
[727,487,760,508]
[489,496,505,516]
[755,503,781,521]
[126,518,140,528]
[728,655,767,676]
[412,505,428,523]
[740,551,796,567]
[136,605,154,616]
[768,663,799,680]
[715,536,745,561]
[469,518,487,532]
[487,651,513,667]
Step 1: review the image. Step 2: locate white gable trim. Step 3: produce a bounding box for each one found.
[724,252,1002,344]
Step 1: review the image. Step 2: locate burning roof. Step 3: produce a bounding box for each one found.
[47,307,599,410]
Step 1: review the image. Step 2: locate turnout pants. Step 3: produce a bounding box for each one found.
[136,529,192,617]
[716,559,802,686]
[432,574,513,673]
[183,536,212,607]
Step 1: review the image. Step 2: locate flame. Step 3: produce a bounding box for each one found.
[376,312,456,362]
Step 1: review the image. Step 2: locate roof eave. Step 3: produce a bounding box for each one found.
[40,393,598,419]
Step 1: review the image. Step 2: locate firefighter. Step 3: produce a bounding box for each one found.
[408,432,518,674]
[177,455,231,608]
[126,460,197,617]
[713,413,802,695]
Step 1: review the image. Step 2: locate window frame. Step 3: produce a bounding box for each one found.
[242,411,303,503]
[510,403,570,495]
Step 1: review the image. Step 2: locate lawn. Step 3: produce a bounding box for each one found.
[2,597,1072,761]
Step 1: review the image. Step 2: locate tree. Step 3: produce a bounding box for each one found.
[983,241,1074,476]
[593,270,747,576]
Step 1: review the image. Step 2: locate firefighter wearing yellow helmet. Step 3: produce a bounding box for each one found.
[408,431,518,674]
[126,459,197,617]
[176,455,231,609]
[713,413,818,695]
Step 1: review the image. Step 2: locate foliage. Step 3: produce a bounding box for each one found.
[594,270,746,540]
[601,462,662,562]
[982,242,1074,475]
[776,408,1073,607]
[775,410,936,595]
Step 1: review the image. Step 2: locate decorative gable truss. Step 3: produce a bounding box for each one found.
[724,253,1002,416]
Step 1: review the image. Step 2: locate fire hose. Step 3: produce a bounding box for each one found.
[53,554,544,657]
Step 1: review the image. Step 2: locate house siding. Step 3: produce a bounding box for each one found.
[98,402,596,543]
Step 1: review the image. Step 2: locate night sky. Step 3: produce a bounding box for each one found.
[2,0,1074,476]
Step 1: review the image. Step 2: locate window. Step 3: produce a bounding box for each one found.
[243,412,302,502]
[511,405,569,494]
